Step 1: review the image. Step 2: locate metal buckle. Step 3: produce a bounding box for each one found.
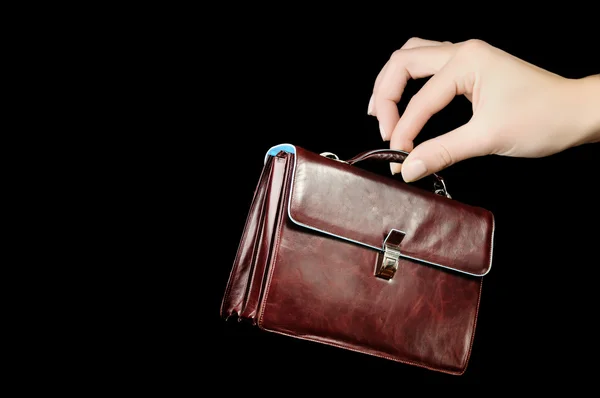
[433,177,452,199]
[375,229,406,280]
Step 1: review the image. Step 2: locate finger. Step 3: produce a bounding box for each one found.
[400,120,491,182]
[368,62,389,116]
[375,45,456,143]
[401,37,447,50]
[389,55,469,165]
[369,38,449,117]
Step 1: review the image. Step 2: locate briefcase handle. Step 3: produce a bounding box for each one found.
[321,148,451,199]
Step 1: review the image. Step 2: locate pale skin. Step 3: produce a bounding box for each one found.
[368,38,600,182]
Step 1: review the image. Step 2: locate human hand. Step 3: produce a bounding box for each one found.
[368,38,600,182]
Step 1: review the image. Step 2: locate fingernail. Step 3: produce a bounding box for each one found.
[367,95,374,115]
[379,124,386,140]
[390,162,402,175]
[402,159,427,182]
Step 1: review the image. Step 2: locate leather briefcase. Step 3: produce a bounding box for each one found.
[221,143,495,375]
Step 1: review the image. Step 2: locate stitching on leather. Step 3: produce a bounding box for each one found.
[221,158,273,318]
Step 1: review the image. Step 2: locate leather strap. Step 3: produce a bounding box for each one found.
[345,149,451,199]
[346,149,409,165]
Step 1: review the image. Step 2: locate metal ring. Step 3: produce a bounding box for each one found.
[320,152,340,160]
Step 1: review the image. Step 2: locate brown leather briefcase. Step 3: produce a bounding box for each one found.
[221,143,495,375]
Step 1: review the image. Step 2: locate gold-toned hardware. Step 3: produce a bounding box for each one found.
[375,229,406,280]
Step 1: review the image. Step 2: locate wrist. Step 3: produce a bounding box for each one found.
[564,74,600,145]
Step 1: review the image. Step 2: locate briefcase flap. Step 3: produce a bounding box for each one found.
[267,144,494,277]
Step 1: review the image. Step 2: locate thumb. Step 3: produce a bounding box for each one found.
[401,121,488,182]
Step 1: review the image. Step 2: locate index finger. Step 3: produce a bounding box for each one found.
[370,38,447,117]
[373,44,456,144]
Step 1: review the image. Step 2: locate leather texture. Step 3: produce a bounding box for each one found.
[221,153,288,322]
[290,148,493,276]
[221,144,495,375]
[346,149,409,165]
[346,148,449,195]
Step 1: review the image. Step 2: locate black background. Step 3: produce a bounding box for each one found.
[179,15,599,389]
[17,8,600,394]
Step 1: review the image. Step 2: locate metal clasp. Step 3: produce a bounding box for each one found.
[433,177,451,199]
[375,229,406,280]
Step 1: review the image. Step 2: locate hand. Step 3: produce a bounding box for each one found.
[368,38,600,182]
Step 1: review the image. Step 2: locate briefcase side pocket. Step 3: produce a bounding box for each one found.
[238,154,290,322]
[221,152,291,321]
[220,155,276,319]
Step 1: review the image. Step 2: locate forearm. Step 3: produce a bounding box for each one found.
[568,74,600,145]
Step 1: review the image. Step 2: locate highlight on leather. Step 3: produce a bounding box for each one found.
[222,143,496,376]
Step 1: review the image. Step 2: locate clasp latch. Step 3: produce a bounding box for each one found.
[375,229,406,280]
